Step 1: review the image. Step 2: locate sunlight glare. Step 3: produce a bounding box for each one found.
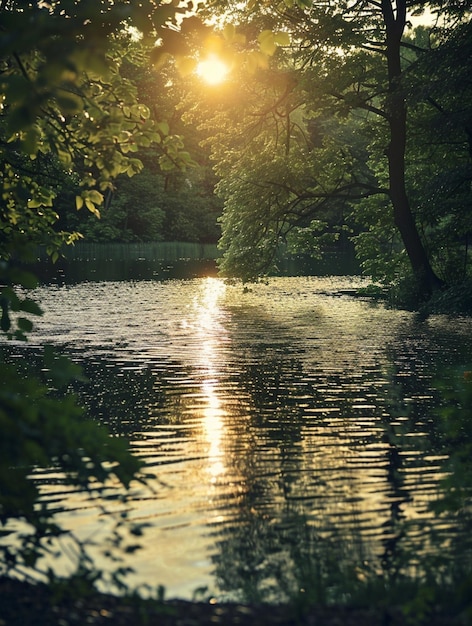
[195,278,228,479]
[202,380,225,480]
[196,54,230,85]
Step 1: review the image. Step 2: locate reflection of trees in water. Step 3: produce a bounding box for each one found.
[63,320,472,602]
[207,349,400,602]
[380,320,469,574]
[208,314,472,602]
[6,348,171,438]
[377,425,407,579]
[211,505,375,604]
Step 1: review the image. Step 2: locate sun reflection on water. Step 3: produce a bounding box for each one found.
[202,380,225,480]
[194,277,228,480]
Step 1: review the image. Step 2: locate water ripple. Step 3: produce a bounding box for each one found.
[4,275,472,599]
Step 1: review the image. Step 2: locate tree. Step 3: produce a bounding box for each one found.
[191,0,470,298]
[404,20,472,284]
[350,14,472,289]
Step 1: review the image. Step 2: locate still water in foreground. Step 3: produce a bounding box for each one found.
[9,272,472,601]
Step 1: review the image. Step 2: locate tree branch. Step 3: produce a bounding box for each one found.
[329,90,389,120]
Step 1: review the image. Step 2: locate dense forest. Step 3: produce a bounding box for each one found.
[1,0,472,624]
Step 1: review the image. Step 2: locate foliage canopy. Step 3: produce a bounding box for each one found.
[181,0,472,298]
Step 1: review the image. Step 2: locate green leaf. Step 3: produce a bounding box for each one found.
[9,269,39,289]
[18,299,43,316]
[274,31,290,46]
[56,92,84,115]
[21,126,41,156]
[157,121,170,135]
[85,198,100,216]
[17,317,33,333]
[87,190,105,205]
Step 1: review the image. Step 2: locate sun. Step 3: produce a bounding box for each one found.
[196,54,230,86]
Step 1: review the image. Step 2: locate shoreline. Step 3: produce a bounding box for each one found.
[0,577,464,626]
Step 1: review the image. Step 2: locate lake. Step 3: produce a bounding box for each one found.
[3,252,472,603]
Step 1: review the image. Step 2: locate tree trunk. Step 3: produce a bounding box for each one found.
[382,0,443,296]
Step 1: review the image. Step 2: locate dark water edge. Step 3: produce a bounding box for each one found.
[32,242,360,285]
[34,242,220,284]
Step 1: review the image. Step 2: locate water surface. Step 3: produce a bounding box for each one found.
[7,274,472,600]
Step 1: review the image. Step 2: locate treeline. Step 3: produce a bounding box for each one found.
[55,151,222,244]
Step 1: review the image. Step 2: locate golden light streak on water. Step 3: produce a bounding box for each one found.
[194,278,228,480]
